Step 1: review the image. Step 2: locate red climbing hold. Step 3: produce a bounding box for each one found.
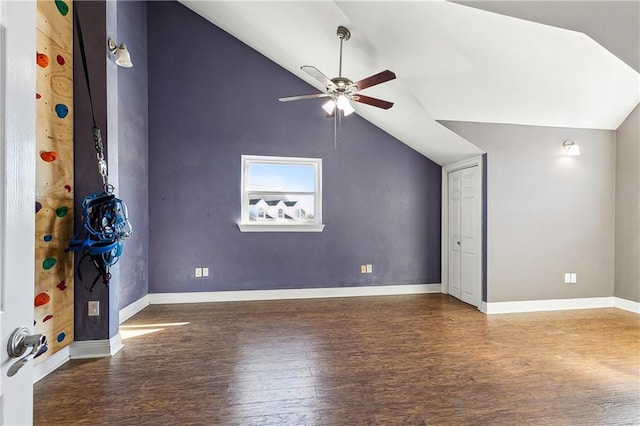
[40,151,58,162]
[35,292,50,307]
[36,53,49,68]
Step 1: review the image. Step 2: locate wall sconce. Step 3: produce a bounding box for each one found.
[107,39,133,68]
[563,139,580,156]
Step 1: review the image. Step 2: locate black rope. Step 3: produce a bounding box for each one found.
[73,3,97,128]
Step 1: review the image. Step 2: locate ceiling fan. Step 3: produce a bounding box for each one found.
[279,26,396,117]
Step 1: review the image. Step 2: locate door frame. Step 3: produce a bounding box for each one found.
[441,155,484,308]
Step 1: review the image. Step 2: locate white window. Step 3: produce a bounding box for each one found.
[239,155,324,232]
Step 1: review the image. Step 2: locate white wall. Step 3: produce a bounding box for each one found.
[615,105,640,303]
[441,121,616,302]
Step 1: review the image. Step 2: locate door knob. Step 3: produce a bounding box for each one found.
[6,327,47,377]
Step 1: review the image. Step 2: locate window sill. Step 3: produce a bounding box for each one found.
[237,223,325,233]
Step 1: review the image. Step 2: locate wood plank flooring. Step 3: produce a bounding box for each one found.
[34,294,640,425]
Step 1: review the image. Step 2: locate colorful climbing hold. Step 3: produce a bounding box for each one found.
[65,184,72,192]
[36,53,49,68]
[55,0,69,16]
[35,292,51,307]
[43,257,56,270]
[43,234,53,242]
[40,151,58,162]
[55,104,68,118]
[55,206,68,217]
[36,93,42,99]
[56,332,66,343]
[36,201,42,213]
[43,314,54,322]
[56,281,67,291]
[56,55,65,65]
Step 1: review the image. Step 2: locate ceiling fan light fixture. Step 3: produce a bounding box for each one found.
[338,96,355,116]
[336,94,350,109]
[322,99,336,115]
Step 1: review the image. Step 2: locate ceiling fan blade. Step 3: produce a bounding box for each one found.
[279,93,331,102]
[353,70,396,91]
[301,65,334,89]
[352,94,394,110]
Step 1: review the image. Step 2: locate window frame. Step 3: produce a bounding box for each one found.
[238,155,325,233]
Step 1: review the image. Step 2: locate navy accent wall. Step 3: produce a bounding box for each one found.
[115,0,149,310]
[147,2,442,293]
[73,0,110,340]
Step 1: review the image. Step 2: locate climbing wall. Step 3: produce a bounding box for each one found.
[34,0,74,362]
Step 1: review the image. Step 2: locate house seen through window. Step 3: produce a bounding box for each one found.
[240,155,324,232]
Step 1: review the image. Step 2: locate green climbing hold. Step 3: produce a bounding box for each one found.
[55,0,69,16]
[55,206,68,217]
[43,257,56,270]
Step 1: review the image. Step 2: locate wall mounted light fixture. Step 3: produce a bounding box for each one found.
[563,139,580,156]
[107,39,133,68]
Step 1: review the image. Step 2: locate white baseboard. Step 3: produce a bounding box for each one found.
[33,346,70,383]
[69,333,124,359]
[120,294,150,324]
[485,297,615,314]
[149,283,441,304]
[614,297,640,314]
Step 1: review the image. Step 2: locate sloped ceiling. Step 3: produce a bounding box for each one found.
[179,0,639,165]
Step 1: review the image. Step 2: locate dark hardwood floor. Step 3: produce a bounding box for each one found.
[34,294,640,425]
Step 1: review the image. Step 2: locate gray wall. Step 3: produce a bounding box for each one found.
[115,1,149,311]
[442,121,616,302]
[615,105,640,303]
[147,2,442,293]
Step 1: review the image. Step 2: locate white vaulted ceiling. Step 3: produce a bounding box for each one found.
[179,0,639,165]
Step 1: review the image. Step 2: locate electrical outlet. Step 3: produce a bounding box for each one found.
[88,301,99,316]
[366,264,373,273]
[570,273,577,284]
[195,267,202,278]
[202,267,209,277]
[564,273,572,284]
[360,265,366,274]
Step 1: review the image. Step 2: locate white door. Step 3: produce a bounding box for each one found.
[448,166,481,308]
[448,171,462,299]
[1,1,37,424]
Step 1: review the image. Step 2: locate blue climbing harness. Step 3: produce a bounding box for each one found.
[68,187,132,291]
